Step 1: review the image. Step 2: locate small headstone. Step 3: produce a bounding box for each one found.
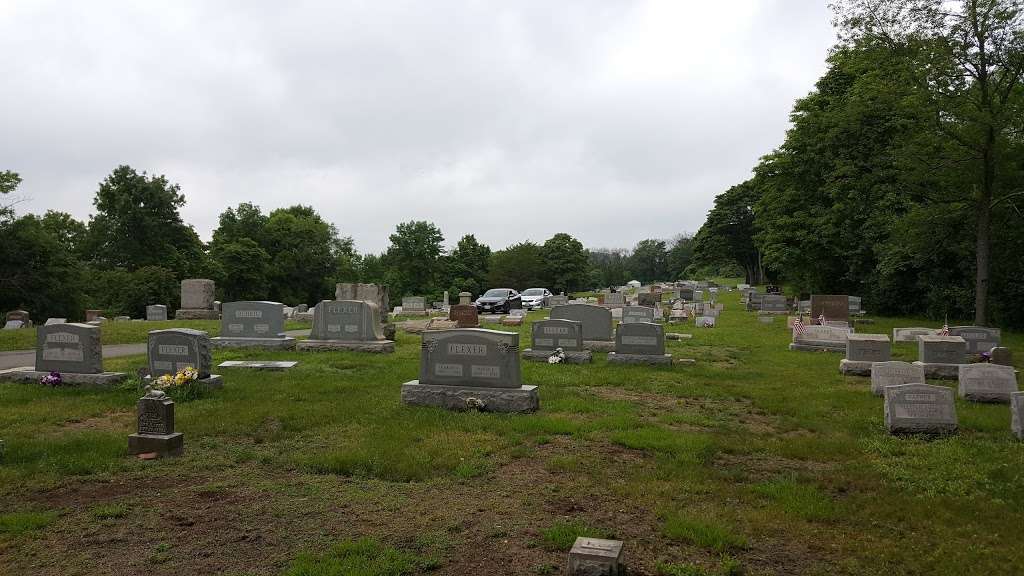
[637,292,659,308]
[449,304,480,328]
[127,388,183,457]
[608,322,670,365]
[2,320,23,330]
[148,328,214,379]
[761,295,787,313]
[459,291,472,305]
[402,296,427,314]
[43,318,66,326]
[36,322,102,374]
[211,301,295,349]
[918,335,966,364]
[846,333,891,362]
[550,304,613,347]
[6,310,31,326]
[893,327,935,342]
[696,316,716,327]
[1012,392,1024,440]
[810,295,849,322]
[113,316,131,322]
[790,325,850,352]
[884,383,957,435]
[958,363,1018,403]
[620,306,656,325]
[605,293,626,308]
[296,304,309,313]
[549,295,569,307]
[175,279,219,320]
[85,309,103,322]
[870,361,925,396]
[990,347,1013,366]
[948,326,1001,355]
[530,319,584,351]
[300,300,392,352]
[568,537,624,576]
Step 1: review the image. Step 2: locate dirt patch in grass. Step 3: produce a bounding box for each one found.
[713,453,836,483]
[58,411,134,433]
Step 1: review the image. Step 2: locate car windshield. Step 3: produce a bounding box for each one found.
[523,289,544,296]
[483,289,507,298]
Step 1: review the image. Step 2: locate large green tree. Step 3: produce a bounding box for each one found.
[628,239,668,283]
[446,234,491,300]
[384,220,445,298]
[540,233,589,293]
[487,242,546,289]
[692,181,764,285]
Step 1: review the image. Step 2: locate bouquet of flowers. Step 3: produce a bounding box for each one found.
[154,366,199,390]
[39,371,63,386]
[547,348,566,364]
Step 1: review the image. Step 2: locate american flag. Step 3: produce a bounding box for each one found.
[938,323,949,336]
[818,313,826,326]
[793,318,805,338]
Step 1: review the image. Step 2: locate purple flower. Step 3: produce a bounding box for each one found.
[39,371,63,386]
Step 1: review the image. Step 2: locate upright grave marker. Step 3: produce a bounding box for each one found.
[810,295,849,322]
[1012,392,1024,440]
[840,333,891,376]
[401,328,538,412]
[893,327,936,342]
[620,306,656,325]
[0,323,127,386]
[958,363,1018,403]
[175,279,219,320]
[522,319,591,364]
[147,328,222,387]
[870,361,925,396]
[211,301,296,349]
[146,305,168,321]
[127,388,184,457]
[551,303,614,352]
[948,326,1001,355]
[789,325,850,353]
[298,299,394,353]
[608,322,671,366]
[913,335,966,379]
[604,293,626,308]
[761,295,788,314]
[884,383,957,435]
[402,296,428,315]
[568,537,625,576]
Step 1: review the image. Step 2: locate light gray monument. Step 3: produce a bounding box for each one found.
[401,328,539,413]
[948,326,1001,355]
[146,304,168,321]
[459,291,473,305]
[568,537,624,576]
[336,282,390,323]
[549,294,569,307]
[550,303,614,352]
[127,387,183,457]
[913,335,967,379]
[43,318,66,326]
[870,361,925,396]
[604,293,626,308]
[810,294,850,322]
[522,319,592,364]
[175,279,219,320]
[210,301,295,349]
[1012,392,1024,440]
[761,295,788,313]
[608,322,671,366]
[892,327,936,342]
[298,300,394,353]
[620,306,656,325]
[147,328,222,388]
[840,333,892,376]
[884,383,957,435]
[789,325,850,352]
[958,363,1018,403]
[0,323,127,386]
[401,296,428,315]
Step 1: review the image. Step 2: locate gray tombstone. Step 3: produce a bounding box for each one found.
[798,300,811,314]
[147,328,214,379]
[990,347,1013,366]
[810,295,849,322]
[401,328,538,412]
[3,320,23,330]
[402,296,427,314]
[848,296,863,315]
[637,292,659,308]
[884,383,957,435]
[147,303,168,319]
[523,319,591,363]
[605,293,626,308]
[948,326,1001,355]
[608,322,670,365]
[761,295,788,313]
[220,301,286,338]
[459,291,473,305]
[917,335,966,364]
[620,306,656,325]
[549,295,569,307]
[335,282,390,324]
[36,323,102,374]
[893,327,936,342]
[1012,392,1024,440]
[296,304,309,313]
[958,363,1018,403]
[127,388,183,457]
[870,361,925,396]
[299,300,392,353]
[550,304,613,350]
[840,333,891,375]
[43,318,66,326]
[176,279,219,320]
[790,325,850,352]
[568,537,624,576]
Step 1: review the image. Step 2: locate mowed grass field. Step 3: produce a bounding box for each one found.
[1,291,1022,576]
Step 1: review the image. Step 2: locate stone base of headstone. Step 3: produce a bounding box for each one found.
[401,381,539,413]
[0,368,127,387]
[128,432,183,457]
[584,340,616,353]
[568,537,624,576]
[522,349,593,364]
[143,374,224,390]
[297,339,395,353]
[218,360,297,371]
[912,361,961,380]
[789,342,846,353]
[666,333,692,340]
[175,309,220,320]
[293,311,314,322]
[479,314,504,323]
[838,359,874,376]
[501,316,524,326]
[607,353,673,366]
[210,336,296,350]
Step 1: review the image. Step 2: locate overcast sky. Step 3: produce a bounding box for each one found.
[1,1,836,254]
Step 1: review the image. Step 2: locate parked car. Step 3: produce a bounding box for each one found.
[475,288,522,314]
[520,288,552,310]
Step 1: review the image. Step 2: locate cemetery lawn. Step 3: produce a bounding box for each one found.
[0,320,312,351]
[1,295,1022,575]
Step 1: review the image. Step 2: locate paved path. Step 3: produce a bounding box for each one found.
[0,329,312,370]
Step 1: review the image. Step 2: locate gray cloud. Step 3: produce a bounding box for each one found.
[0,0,835,253]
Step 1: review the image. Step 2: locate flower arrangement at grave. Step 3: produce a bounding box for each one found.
[702,319,715,328]
[154,366,199,390]
[547,347,566,364]
[39,371,63,386]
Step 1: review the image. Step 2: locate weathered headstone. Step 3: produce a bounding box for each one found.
[840,333,891,376]
[608,322,670,365]
[948,326,1001,355]
[798,300,811,314]
[1012,392,1024,440]
[913,335,966,379]
[211,301,295,349]
[761,295,788,313]
[0,323,127,386]
[550,304,614,352]
[335,282,390,324]
[870,361,925,396]
[449,304,480,328]
[605,293,626,308]
[3,320,23,330]
[790,325,850,352]
[958,363,1018,403]
[990,347,1013,366]
[85,309,103,322]
[893,327,936,342]
[459,291,472,305]
[146,305,168,321]
[696,316,716,327]
[147,328,221,387]
[523,319,591,363]
[637,292,659,308]
[568,537,624,576]
[884,383,957,435]
[401,296,428,315]
[810,295,849,322]
[299,300,393,352]
[43,318,66,326]
[5,310,31,327]
[620,306,656,325]
[127,388,183,457]
[401,328,538,412]
[848,296,864,315]
[113,316,131,322]
[175,278,219,320]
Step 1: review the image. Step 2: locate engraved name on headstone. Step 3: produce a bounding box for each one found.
[550,304,613,342]
[884,383,957,435]
[220,301,286,338]
[620,306,656,325]
[310,299,384,341]
[918,335,966,364]
[947,326,1001,355]
[846,333,891,363]
[870,361,925,396]
[893,327,936,342]
[958,363,1018,403]
[419,328,520,388]
[448,304,480,328]
[148,329,212,378]
[35,323,102,374]
[614,322,665,355]
[530,319,584,351]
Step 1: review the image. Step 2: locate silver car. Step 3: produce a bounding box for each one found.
[521,288,552,310]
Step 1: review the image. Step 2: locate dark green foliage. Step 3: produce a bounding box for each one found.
[0,214,86,320]
[487,242,546,289]
[83,266,179,318]
[691,181,763,284]
[445,234,491,300]
[629,239,669,283]
[540,233,588,293]
[384,220,445,299]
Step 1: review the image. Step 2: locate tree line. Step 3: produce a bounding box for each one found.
[0,166,696,320]
[691,0,1024,328]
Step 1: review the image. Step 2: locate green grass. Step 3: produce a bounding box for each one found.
[0,290,1022,575]
[282,538,433,576]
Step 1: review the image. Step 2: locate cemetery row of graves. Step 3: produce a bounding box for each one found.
[0,279,1021,575]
